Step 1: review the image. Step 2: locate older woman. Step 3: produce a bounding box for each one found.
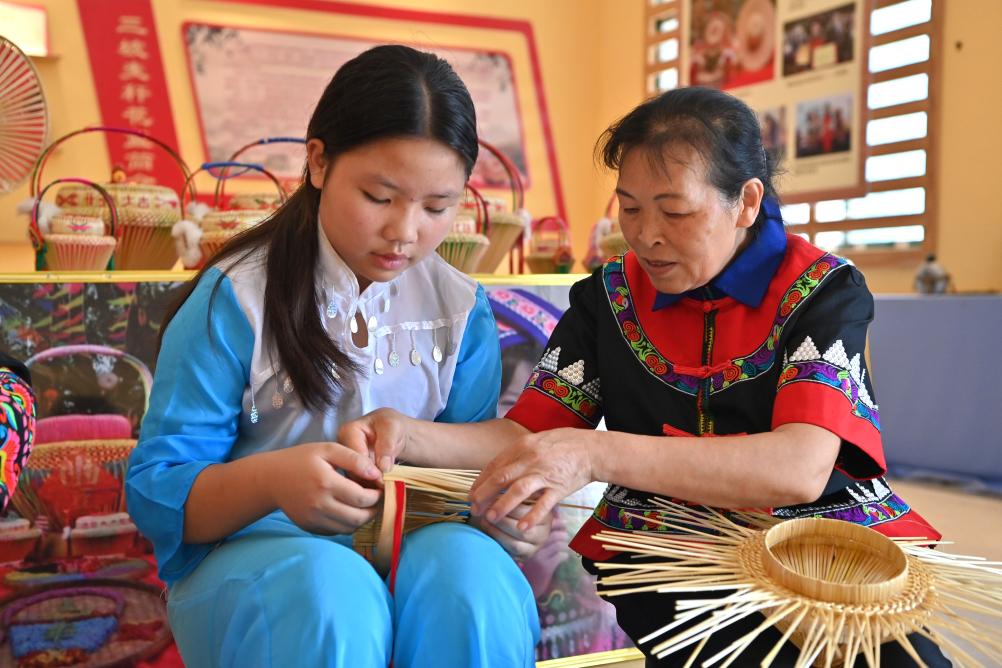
[341,87,950,667]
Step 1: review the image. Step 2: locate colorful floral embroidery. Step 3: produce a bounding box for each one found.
[815,494,911,527]
[524,370,601,426]
[777,336,880,430]
[602,254,848,395]
[0,368,36,511]
[777,360,880,430]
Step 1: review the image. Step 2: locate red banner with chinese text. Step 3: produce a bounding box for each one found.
[77,0,183,193]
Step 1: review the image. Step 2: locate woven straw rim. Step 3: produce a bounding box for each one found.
[45,234,117,247]
[760,517,911,606]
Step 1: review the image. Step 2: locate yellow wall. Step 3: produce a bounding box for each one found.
[2,0,997,293]
[931,0,1002,293]
[0,0,644,272]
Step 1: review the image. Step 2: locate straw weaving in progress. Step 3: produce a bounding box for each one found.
[593,499,1002,668]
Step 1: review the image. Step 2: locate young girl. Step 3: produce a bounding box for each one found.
[125,46,543,667]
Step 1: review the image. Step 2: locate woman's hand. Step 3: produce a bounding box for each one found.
[265,442,384,535]
[338,408,411,473]
[472,504,554,561]
[470,427,598,532]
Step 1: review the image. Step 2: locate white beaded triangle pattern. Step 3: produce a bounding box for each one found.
[822,339,850,368]
[788,335,820,362]
[849,353,862,384]
[857,368,877,409]
[557,359,586,386]
[538,347,560,373]
[582,378,601,399]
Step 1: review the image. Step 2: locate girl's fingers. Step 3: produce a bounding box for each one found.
[320,497,379,530]
[324,442,381,481]
[470,460,527,514]
[485,474,546,523]
[477,518,537,560]
[517,489,561,532]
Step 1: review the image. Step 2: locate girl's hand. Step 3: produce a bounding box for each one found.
[338,408,411,473]
[472,504,554,561]
[266,442,384,535]
[470,428,598,532]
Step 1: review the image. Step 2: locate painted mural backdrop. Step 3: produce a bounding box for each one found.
[0,278,631,662]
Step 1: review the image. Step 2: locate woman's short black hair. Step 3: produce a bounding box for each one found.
[598,86,779,227]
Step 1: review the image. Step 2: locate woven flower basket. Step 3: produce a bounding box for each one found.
[29,126,194,270]
[473,139,528,273]
[526,216,575,273]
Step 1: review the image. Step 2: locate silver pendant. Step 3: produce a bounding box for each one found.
[367,315,377,331]
[388,351,400,367]
[432,345,443,364]
[374,357,384,375]
[326,301,337,318]
[249,406,259,424]
[409,330,420,366]
[272,393,284,409]
[283,377,294,394]
[350,316,359,334]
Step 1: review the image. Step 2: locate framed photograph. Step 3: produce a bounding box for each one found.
[688,0,777,90]
[782,3,856,77]
[795,92,853,159]
[759,105,788,165]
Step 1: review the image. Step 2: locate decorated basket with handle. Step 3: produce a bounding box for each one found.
[472,139,529,274]
[526,216,575,274]
[30,126,194,270]
[596,192,629,260]
[15,345,152,536]
[175,161,287,269]
[28,178,118,272]
[225,135,306,210]
[436,184,490,274]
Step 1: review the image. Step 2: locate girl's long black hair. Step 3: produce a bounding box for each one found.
[160,45,479,411]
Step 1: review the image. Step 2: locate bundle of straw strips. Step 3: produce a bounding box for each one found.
[353,466,478,574]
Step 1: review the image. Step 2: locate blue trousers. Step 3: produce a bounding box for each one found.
[167,513,540,667]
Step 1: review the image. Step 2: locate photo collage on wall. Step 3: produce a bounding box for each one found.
[687,0,863,198]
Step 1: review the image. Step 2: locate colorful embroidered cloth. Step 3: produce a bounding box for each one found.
[0,354,35,512]
[505,220,940,561]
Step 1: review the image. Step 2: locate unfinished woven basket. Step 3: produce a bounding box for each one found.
[353,466,476,578]
[593,498,1002,667]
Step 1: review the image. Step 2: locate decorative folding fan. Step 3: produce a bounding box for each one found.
[0,36,48,192]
